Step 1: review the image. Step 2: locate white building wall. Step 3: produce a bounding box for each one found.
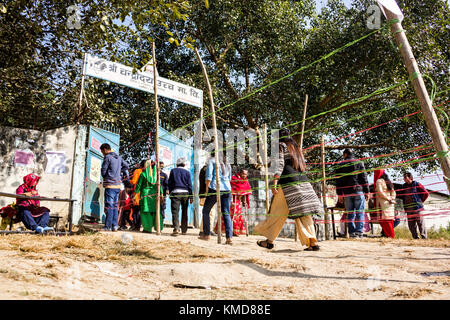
[0,126,80,229]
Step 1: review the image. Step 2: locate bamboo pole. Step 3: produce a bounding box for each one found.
[384,9,450,193]
[152,42,161,235]
[76,53,87,124]
[262,124,270,215]
[299,94,308,150]
[321,136,330,240]
[194,48,223,244]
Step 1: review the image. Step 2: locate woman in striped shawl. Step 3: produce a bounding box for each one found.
[254,128,323,251]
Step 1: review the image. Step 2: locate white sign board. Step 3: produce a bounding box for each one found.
[84,54,203,108]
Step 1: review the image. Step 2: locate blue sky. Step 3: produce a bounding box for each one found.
[316,0,354,11]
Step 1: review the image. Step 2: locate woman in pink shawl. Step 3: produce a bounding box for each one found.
[16,173,53,234]
[214,169,252,236]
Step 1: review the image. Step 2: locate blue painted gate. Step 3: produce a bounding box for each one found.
[83,126,121,222]
[158,126,195,227]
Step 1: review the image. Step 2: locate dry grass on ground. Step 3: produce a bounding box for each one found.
[0,231,448,300]
[0,233,228,265]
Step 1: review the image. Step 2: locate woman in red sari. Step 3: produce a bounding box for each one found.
[16,173,53,234]
[215,169,252,236]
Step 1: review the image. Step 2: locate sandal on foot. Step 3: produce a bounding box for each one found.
[257,240,274,250]
[304,245,320,251]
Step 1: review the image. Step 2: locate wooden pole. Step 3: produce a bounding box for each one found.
[262,124,270,215]
[299,94,308,150]
[192,85,204,228]
[194,48,223,244]
[152,42,161,235]
[385,10,450,193]
[76,53,87,124]
[321,136,330,240]
[243,196,249,237]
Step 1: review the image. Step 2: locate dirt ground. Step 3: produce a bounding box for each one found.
[0,228,448,300]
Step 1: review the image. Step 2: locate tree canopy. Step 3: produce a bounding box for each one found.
[0,0,448,175]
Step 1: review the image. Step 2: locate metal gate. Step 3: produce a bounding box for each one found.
[83,126,121,222]
[158,126,195,226]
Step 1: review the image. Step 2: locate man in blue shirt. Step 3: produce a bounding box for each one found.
[168,157,192,236]
[199,154,233,244]
[100,143,129,231]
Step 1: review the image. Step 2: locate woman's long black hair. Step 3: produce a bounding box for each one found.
[279,128,306,172]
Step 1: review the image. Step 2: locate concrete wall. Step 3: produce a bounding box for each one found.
[0,125,79,229]
[424,192,450,230]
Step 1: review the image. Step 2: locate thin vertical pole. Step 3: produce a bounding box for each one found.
[299,94,308,150]
[193,92,204,228]
[262,124,270,215]
[194,48,222,244]
[76,53,87,124]
[321,136,330,240]
[152,42,161,235]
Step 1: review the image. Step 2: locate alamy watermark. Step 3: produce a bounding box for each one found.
[367,4,382,29]
[171,122,281,173]
[66,5,82,30]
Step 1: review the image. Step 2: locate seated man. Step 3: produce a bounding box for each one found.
[15,174,53,234]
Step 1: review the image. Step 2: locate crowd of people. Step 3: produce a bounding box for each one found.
[7,131,431,247]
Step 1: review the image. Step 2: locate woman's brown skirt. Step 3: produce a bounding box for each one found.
[254,189,317,247]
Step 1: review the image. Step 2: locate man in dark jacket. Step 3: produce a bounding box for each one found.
[100,143,129,231]
[168,157,193,236]
[397,172,429,239]
[335,149,369,238]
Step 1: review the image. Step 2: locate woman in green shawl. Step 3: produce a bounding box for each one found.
[134,160,163,233]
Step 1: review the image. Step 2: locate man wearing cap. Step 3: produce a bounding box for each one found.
[168,157,193,236]
[335,149,369,238]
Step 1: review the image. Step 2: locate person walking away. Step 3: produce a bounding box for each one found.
[118,185,133,230]
[374,169,396,239]
[159,161,169,220]
[15,174,53,234]
[397,172,429,239]
[129,160,146,231]
[199,151,233,244]
[254,128,323,251]
[168,157,193,236]
[335,149,369,238]
[134,160,163,233]
[100,143,129,232]
[199,162,217,236]
[215,169,251,236]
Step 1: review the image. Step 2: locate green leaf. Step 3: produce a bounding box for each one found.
[0,4,6,13]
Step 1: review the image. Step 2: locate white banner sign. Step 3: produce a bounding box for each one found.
[84,54,203,108]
